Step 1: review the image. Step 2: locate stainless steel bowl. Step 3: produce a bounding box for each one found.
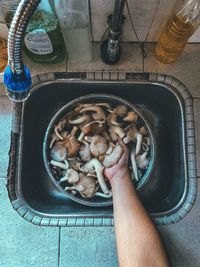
[43,94,156,207]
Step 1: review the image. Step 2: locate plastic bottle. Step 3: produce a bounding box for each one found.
[54,0,92,62]
[23,0,66,63]
[155,0,200,64]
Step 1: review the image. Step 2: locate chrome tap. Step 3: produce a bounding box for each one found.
[100,0,125,65]
[4,0,41,102]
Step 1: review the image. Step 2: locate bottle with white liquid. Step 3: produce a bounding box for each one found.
[54,0,92,62]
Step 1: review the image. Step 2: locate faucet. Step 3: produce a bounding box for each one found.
[100,0,125,65]
[4,0,41,102]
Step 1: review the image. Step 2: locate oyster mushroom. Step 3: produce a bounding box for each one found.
[139,126,148,136]
[60,168,79,184]
[107,113,121,126]
[130,146,139,181]
[79,141,91,162]
[123,124,143,155]
[60,136,80,157]
[123,111,138,123]
[81,158,109,194]
[85,135,108,158]
[80,105,106,120]
[106,142,115,155]
[65,173,98,198]
[50,159,69,170]
[67,158,83,171]
[102,131,112,142]
[110,105,128,117]
[109,126,126,142]
[69,114,91,125]
[54,118,67,140]
[50,143,67,162]
[103,144,123,168]
[136,151,149,169]
[78,120,106,142]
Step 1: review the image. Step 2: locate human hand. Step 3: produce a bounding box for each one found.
[104,138,129,182]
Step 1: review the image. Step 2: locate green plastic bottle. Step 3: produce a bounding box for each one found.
[23,0,66,63]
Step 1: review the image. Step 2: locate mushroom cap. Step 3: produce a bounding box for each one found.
[139,126,148,136]
[81,120,106,135]
[66,169,80,184]
[77,173,97,198]
[103,144,123,168]
[79,142,91,162]
[114,105,128,117]
[50,143,67,161]
[60,136,80,157]
[123,111,138,123]
[89,135,108,157]
[55,117,67,131]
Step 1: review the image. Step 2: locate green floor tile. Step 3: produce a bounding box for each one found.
[0,179,59,267]
[60,227,118,267]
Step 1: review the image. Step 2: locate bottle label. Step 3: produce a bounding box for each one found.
[25,29,53,55]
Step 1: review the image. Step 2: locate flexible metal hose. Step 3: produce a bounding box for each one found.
[8,0,41,74]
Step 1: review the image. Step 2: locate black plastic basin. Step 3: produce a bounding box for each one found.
[7,72,197,226]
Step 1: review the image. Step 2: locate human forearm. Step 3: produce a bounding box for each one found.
[111,172,170,267]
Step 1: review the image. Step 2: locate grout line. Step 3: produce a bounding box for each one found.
[142,43,145,72]
[145,0,162,42]
[58,227,61,267]
[66,54,69,72]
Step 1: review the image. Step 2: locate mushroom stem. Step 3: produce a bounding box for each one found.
[95,191,112,198]
[78,132,85,142]
[130,146,139,181]
[49,134,58,148]
[123,124,143,155]
[50,160,69,169]
[136,151,149,169]
[81,159,109,194]
[69,115,90,125]
[80,106,106,120]
[65,184,85,192]
[135,133,143,155]
[54,127,64,140]
[70,126,79,137]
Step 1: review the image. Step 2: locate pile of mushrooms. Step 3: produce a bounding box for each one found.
[48,102,151,199]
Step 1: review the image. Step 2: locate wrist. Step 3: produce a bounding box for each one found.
[110,168,130,185]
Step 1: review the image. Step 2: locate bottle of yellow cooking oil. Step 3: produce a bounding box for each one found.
[155,0,200,64]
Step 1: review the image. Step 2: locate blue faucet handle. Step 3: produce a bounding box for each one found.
[3,65,32,102]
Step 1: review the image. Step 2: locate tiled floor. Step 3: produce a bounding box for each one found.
[0,180,59,267]
[0,43,200,267]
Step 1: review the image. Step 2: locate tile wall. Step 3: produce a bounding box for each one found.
[1,0,200,42]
